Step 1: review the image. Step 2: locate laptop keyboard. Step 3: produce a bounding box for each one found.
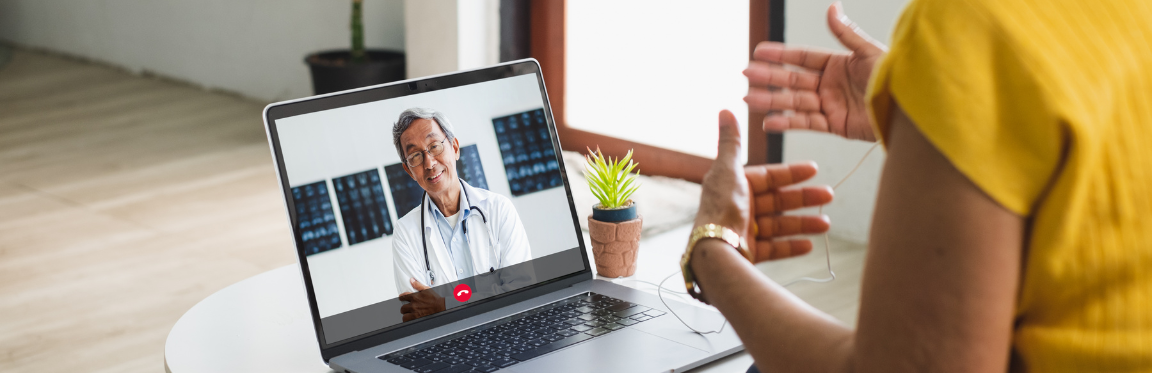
[379,292,666,373]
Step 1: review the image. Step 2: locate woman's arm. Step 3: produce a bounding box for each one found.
[691,104,1023,372]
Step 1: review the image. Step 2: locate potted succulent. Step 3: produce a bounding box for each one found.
[305,0,406,95]
[585,148,643,278]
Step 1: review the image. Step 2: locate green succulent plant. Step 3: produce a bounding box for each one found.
[584,147,641,209]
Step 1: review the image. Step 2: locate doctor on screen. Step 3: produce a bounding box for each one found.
[390,108,533,319]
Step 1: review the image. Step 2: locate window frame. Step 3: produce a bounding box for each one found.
[526,0,782,183]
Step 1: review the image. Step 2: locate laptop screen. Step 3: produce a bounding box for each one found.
[265,64,587,349]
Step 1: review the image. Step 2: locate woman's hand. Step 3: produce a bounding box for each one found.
[746,161,833,260]
[744,2,887,141]
[695,110,832,262]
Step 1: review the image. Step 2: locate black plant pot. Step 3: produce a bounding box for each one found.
[305,49,406,95]
[592,201,638,223]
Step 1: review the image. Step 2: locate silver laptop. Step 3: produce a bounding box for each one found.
[261,59,742,373]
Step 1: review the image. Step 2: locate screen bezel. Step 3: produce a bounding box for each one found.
[261,59,593,362]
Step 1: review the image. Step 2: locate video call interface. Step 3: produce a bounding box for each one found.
[274,74,585,345]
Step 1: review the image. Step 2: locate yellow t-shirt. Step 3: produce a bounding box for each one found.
[867,0,1152,371]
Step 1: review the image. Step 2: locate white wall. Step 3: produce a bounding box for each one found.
[0,0,405,102]
[783,0,909,244]
[404,0,498,79]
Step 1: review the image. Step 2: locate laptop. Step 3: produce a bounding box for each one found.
[261,59,743,373]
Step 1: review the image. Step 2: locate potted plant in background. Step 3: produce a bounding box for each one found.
[585,148,643,278]
[305,0,406,95]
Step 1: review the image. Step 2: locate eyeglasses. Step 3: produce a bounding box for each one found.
[404,138,448,168]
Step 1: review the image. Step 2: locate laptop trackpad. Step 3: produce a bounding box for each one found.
[506,328,709,373]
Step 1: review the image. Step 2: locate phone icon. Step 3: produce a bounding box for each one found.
[453,284,472,302]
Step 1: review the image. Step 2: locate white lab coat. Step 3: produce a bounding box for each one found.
[392,180,533,295]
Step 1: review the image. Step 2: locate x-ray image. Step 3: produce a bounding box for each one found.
[456,144,489,190]
[333,169,394,246]
[291,181,342,256]
[385,163,424,219]
[493,108,562,196]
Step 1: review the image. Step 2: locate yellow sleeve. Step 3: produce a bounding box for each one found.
[866,0,1065,216]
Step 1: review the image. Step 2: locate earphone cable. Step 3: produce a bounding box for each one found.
[782,142,880,287]
[659,271,728,335]
[644,142,882,333]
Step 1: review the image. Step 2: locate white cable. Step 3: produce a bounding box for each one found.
[781,142,880,287]
[607,274,726,334]
[658,271,728,335]
[611,277,687,294]
[647,142,882,333]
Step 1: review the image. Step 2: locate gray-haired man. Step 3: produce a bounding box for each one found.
[389,108,533,322]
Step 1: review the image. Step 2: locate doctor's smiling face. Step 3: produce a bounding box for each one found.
[400,118,462,205]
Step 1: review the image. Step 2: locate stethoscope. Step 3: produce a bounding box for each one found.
[420,179,490,286]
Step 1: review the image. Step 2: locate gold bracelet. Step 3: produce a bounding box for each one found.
[680,224,750,304]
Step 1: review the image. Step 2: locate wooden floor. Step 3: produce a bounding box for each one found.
[0,49,866,372]
[0,49,296,372]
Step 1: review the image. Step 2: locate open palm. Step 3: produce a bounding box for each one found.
[743,3,886,142]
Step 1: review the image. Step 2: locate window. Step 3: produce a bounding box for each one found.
[566,1,750,162]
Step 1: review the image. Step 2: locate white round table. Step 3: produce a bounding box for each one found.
[164,264,333,373]
[164,228,753,372]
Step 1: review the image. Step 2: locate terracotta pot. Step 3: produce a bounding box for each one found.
[588,215,643,277]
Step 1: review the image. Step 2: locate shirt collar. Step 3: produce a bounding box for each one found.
[428,183,471,220]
